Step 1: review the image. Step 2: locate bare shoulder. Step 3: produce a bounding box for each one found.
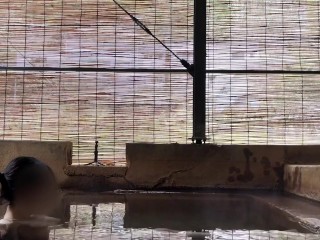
[0,220,10,240]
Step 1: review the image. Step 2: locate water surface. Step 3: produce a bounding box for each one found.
[48,193,320,239]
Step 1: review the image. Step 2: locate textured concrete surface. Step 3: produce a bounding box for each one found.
[285,146,320,164]
[126,144,285,190]
[64,144,320,191]
[0,140,72,185]
[3,142,320,192]
[252,193,320,233]
[284,165,320,202]
[62,166,129,190]
[64,166,126,178]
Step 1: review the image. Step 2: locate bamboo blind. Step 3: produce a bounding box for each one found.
[0,0,193,165]
[1,0,320,165]
[206,0,320,145]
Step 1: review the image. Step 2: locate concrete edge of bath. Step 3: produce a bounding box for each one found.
[251,193,320,233]
[2,141,320,199]
[60,143,284,190]
[0,140,73,185]
[284,165,320,202]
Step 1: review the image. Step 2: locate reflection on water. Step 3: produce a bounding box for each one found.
[28,193,320,239]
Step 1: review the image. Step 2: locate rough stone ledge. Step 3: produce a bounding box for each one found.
[125,143,286,190]
[62,166,133,190]
[5,142,320,193]
[252,193,320,233]
[0,140,72,185]
[284,165,320,202]
[64,166,127,177]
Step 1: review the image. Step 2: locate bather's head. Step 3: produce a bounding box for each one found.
[0,157,59,217]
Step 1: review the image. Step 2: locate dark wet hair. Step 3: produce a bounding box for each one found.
[0,156,55,204]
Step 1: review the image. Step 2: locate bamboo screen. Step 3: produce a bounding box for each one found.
[206,0,320,145]
[1,0,320,165]
[0,0,193,165]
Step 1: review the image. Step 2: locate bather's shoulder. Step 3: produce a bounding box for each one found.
[0,219,12,225]
[0,219,10,240]
[0,219,19,240]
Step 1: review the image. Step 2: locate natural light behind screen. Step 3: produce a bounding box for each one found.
[0,0,320,165]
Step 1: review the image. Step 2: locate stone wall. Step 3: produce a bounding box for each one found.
[1,141,320,192]
[125,144,285,190]
[284,165,320,202]
[0,140,72,185]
